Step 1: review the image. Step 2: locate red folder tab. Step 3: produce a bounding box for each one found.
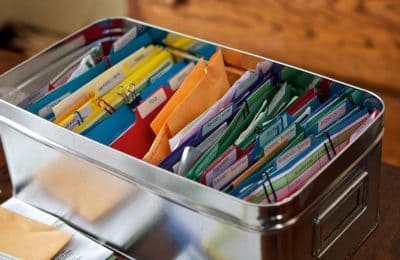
[111,86,174,158]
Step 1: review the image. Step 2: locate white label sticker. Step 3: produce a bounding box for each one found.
[264,124,297,155]
[212,155,249,189]
[38,92,71,118]
[149,60,173,84]
[349,112,376,143]
[197,123,227,152]
[259,120,282,147]
[137,88,167,119]
[78,104,93,121]
[169,62,195,91]
[63,114,81,130]
[19,84,51,108]
[205,147,237,186]
[96,69,125,97]
[287,124,297,140]
[276,137,312,169]
[127,47,152,69]
[112,26,137,52]
[201,105,233,137]
[63,105,92,130]
[318,102,347,132]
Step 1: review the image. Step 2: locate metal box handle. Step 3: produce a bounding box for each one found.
[313,171,369,258]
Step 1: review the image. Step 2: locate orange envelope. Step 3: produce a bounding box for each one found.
[150,59,207,134]
[0,207,72,260]
[144,49,230,165]
[222,48,263,70]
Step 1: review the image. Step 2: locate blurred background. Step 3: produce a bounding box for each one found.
[0,1,399,258]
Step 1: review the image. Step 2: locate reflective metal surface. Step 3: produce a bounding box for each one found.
[0,17,384,259]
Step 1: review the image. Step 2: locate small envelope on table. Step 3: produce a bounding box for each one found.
[0,207,72,260]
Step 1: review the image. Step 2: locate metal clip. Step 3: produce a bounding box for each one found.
[97,99,116,114]
[260,174,272,203]
[324,131,337,156]
[262,170,277,203]
[323,143,332,161]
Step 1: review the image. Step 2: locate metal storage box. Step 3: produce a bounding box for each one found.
[0,18,384,259]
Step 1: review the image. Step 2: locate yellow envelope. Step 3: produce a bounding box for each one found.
[144,49,230,165]
[0,207,72,260]
[52,45,160,121]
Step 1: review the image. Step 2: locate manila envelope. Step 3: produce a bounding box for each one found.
[0,207,71,260]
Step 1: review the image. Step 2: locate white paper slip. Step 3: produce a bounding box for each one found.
[0,252,17,260]
[2,198,113,260]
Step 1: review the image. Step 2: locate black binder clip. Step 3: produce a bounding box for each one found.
[260,174,271,204]
[261,170,278,203]
[323,131,337,161]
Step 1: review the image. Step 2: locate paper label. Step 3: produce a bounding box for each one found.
[113,27,137,52]
[63,114,81,130]
[169,62,195,91]
[212,155,249,189]
[137,88,167,119]
[202,105,233,137]
[78,104,93,120]
[259,120,283,147]
[96,69,125,97]
[197,123,227,152]
[67,55,94,82]
[264,124,297,155]
[19,85,51,109]
[205,147,237,186]
[149,60,173,84]
[318,102,347,132]
[127,47,153,69]
[287,153,325,193]
[349,112,377,143]
[38,92,71,118]
[63,105,92,130]
[276,137,312,169]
